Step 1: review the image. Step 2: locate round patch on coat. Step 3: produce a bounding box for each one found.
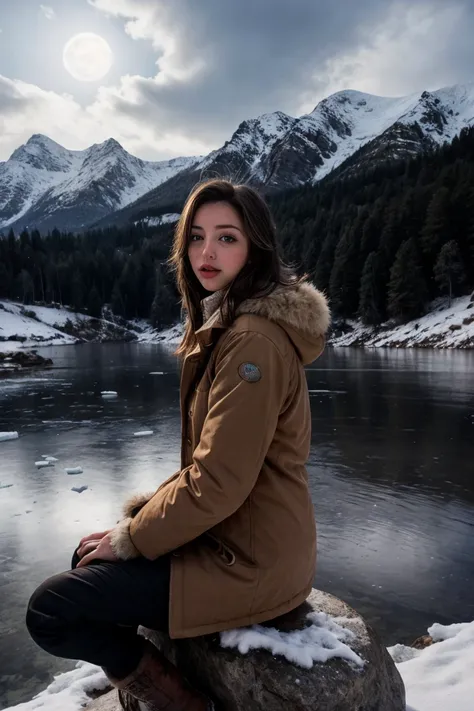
[238,362,261,383]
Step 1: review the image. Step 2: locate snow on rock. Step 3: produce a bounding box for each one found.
[65,467,83,475]
[135,213,181,227]
[0,432,19,442]
[330,296,474,349]
[220,611,364,669]
[133,430,154,437]
[135,320,184,345]
[390,620,474,711]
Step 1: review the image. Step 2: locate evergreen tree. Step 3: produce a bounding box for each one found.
[314,232,338,295]
[0,263,12,298]
[420,187,450,266]
[111,281,125,316]
[358,251,385,325]
[87,285,102,318]
[388,239,428,322]
[71,273,84,311]
[329,226,361,317]
[150,264,178,329]
[16,269,35,304]
[433,240,466,306]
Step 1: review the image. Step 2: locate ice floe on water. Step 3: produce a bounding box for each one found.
[133,430,154,437]
[71,486,88,494]
[100,391,118,399]
[35,461,54,469]
[0,431,19,441]
[65,467,83,475]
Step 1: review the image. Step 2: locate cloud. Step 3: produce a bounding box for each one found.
[299,1,474,112]
[86,0,474,143]
[0,75,100,159]
[39,4,56,20]
[0,0,473,161]
[0,74,210,161]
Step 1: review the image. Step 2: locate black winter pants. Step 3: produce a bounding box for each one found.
[26,549,171,679]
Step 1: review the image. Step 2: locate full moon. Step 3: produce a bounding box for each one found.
[63,33,113,82]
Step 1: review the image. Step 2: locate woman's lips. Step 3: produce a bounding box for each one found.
[199,268,221,279]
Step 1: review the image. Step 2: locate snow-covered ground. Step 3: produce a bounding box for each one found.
[389,621,474,711]
[330,295,474,349]
[0,301,82,350]
[5,618,474,710]
[133,319,183,345]
[0,301,142,352]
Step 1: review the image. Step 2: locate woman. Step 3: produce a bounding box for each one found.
[26,179,330,711]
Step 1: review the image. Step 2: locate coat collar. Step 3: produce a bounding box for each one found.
[196,281,330,363]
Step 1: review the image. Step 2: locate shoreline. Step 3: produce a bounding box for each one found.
[1,295,473,360]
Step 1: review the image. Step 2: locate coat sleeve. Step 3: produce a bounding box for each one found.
[127,330,290,560]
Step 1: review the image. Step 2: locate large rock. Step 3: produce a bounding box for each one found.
[148,589,404,711]
[87,589,405,711]
[0,349,53,374]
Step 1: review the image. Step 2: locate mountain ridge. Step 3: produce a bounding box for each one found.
[2,82,474,233]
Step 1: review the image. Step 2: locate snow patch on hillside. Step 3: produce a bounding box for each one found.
[0,302,83,350]
[330,295,474,349]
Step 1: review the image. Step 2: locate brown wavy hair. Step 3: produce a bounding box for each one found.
[169,179,300,357]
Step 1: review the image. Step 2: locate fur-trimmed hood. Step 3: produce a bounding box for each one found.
[202,281,330,366]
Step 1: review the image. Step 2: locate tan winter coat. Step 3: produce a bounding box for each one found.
[110,280,330,638]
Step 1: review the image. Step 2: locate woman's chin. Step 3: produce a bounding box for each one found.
[197,273,229,291]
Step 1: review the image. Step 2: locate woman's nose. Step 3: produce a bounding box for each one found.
[202,241,216,260]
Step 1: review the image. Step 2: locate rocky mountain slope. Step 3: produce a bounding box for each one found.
[0,135,198,232]
[2,82,473,232]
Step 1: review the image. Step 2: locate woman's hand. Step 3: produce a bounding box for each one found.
[76,532,118,568]
[78,529,111,550]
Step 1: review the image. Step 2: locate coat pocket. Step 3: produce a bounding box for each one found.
[204,532,236,566]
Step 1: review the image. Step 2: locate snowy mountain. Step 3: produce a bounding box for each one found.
[96,82,474,229]
[2,82,474,233]
[0,135,199,232]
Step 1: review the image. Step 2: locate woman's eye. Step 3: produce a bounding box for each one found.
[190,234,202,241]
[220,234,236,243]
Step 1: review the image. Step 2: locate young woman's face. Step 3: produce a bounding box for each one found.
[187,202,250,292]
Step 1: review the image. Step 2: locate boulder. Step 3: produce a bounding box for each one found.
[87,589,405,711]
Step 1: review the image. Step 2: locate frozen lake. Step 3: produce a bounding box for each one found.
[0,343,473,707]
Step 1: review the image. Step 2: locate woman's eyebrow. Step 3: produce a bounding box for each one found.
[191,223,242,232]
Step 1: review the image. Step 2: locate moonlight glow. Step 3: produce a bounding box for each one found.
[63,33,113,82]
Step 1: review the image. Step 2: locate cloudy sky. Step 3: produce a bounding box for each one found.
[0,0,473,161]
